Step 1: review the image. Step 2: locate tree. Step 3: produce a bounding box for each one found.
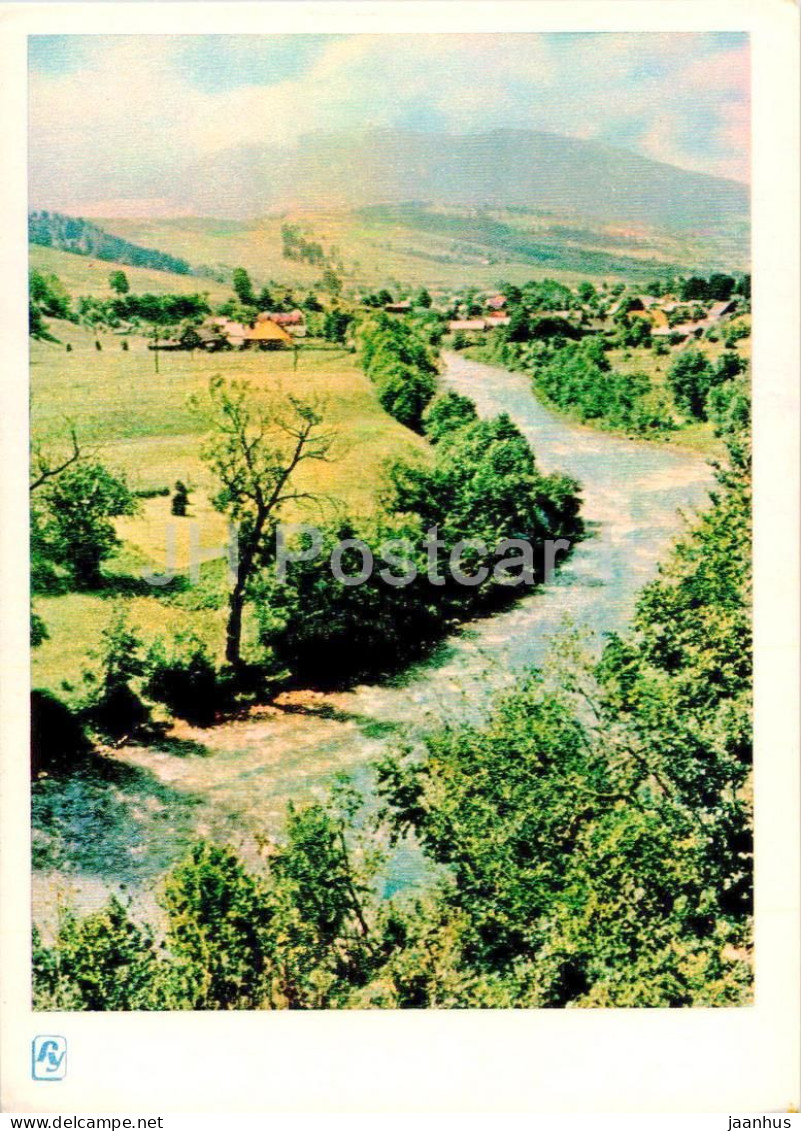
[667,348,715,420]
[256,285,274,312]
[232,267,256,307]
[30,427,82,493]
[415,288,433,309]
[109,270,130,295]
[197,377,335,669]
[321,267,342,297]
[171,480,190,516]
[36,461,138,587]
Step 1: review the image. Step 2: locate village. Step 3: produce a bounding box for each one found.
[147,275,746,355]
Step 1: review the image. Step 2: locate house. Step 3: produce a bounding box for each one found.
[243,320,293,349]
[209,318,248,348]
[484,314,511,327]
[186,325,229,351]
[257,309,304,326]
[384,301,412,314]
[256,310,306,336]
[486,294,507,311]
[448,319,487,332]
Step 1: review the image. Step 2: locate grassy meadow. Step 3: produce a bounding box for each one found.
[95,208,739,294]
[31,323,429,700]
[30,245,232,304]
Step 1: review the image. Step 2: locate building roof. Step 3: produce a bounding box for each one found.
[257,310,304,326]
[448,319,487,331]
[244,320,293,343]
[486,294,507,310]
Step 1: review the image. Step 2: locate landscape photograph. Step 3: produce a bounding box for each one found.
[28,32,753,1011]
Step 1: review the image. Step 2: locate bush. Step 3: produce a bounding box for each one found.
[145,634,224,727]
[30,690,91,777]
[81,610,149,741]
[422,392,478,443]
[171,480,190,516]
[135,485,170,499]
[33,897,167,1010]
[160,841,273,1009]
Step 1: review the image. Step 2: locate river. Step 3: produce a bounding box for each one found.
[33,352,714,924]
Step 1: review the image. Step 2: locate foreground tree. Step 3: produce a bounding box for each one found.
[197,376,334,669]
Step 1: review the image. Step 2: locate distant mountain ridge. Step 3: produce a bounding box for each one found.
[176,128,748,236]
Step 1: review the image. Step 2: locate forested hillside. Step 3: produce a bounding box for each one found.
[29,211,194,276]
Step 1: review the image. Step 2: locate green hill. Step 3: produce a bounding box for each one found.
[29,245,231,303]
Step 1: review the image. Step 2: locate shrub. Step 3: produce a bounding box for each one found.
[171,480,190,517]
[422,392,478,443]
[33,897,167,1010]
[30,689,91,777]
[161,841,273,1009]
[81,610,149,741]
[145,634,223,727]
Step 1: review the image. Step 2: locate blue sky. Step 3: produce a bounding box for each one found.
[28,33,749,216]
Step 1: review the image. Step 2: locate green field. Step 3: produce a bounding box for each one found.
[31,323,428,698]
[30,245,232,303]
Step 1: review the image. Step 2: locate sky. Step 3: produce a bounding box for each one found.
[28,33,749,217]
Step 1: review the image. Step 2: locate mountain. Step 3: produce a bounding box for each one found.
[175,128,748,237]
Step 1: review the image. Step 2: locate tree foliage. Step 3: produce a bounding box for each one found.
[357,313,439,431]
[196,376,334,669]
[32,460,137,588]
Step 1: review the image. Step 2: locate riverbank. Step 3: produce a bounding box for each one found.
[33,352,714,930]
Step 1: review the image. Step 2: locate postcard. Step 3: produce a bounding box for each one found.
[1,0,799,1116]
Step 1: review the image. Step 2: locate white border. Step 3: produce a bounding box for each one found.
[1,2,799,1114]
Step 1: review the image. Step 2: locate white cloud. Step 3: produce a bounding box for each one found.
[29,33,750,213]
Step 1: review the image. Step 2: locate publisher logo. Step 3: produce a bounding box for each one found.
[32,1035,67,1081]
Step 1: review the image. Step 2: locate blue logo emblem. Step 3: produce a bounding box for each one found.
[32,1036,67,1081]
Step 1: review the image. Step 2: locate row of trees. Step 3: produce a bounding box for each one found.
[32,399,752,1009]
[357,313,439,431]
